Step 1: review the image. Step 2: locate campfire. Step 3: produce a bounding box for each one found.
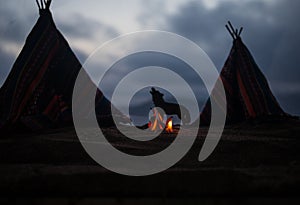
[165,117,173,133]
[148,108,173,133]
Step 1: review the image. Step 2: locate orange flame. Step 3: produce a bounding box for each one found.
[165,118,173,133]
[148,108,173,133]
[149,108,164,131]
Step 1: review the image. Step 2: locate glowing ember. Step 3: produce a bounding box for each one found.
[165,117,173,133]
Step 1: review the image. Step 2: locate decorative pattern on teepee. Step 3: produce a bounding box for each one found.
[0,0,124,131]
[200,22,286,125]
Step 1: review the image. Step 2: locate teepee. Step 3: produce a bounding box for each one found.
[0,0,122,131]
[200,22,287,125]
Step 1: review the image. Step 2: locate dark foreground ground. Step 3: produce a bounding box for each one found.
[0,118,299,204]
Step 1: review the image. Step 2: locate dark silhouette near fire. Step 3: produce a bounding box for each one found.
[150,87,191,125]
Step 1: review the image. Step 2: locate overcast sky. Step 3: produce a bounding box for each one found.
[0,0,299,120]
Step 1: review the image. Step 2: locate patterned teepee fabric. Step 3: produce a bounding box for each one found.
[200,37,286,125]
[0,10,119,131]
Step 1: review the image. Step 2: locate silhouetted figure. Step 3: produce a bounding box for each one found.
[150,88,190,125]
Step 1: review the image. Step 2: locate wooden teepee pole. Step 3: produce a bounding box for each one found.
[45,0,52,9]
[36,0,52,11]
[225,25,235,40]
[238,27,244,36]
[36,0,41,9]
[226,21,243,39]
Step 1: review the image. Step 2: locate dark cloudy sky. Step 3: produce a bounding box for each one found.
[0,0,299,118]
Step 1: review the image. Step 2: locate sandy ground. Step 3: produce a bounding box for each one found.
[0,118,299,204]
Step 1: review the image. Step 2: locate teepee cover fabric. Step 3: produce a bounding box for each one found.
[200,23,286,125]
[0,1,118,131]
